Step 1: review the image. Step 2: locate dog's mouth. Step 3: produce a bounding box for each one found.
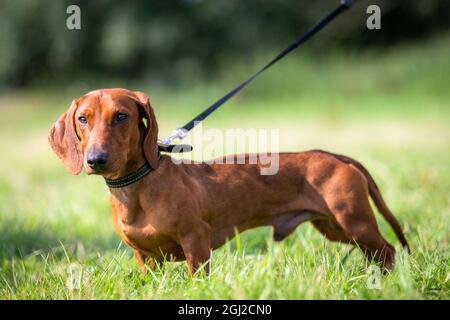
[86,169,103,176]
[85,164,108,176]
[86,165,125,181]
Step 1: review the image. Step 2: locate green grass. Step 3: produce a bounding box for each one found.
[0,35,449,299]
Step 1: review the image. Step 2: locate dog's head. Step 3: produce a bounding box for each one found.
[48,88,159,178]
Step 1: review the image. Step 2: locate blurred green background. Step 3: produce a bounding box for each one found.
[0,0,448,299]
[0,0,449,87]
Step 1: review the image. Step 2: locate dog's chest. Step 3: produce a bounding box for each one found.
[112,207,184,259]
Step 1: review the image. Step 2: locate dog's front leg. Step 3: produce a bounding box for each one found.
[179,221,211,276]
[134,250,156,276]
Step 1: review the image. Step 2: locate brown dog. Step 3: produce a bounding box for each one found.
[48,88,409,275]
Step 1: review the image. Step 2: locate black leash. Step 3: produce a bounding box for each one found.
[161,0,353,146]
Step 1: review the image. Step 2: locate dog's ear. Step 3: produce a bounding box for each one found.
[48,100,83,175]
[132,91,159,170]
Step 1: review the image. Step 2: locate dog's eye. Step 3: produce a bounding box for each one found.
[78,116,87,124]
[115,113,128,123]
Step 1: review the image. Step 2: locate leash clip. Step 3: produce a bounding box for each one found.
[161,127,189,145]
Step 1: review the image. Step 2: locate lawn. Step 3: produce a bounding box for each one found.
[0,36,449,299]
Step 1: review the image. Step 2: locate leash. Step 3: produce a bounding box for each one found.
[161,0,353,147]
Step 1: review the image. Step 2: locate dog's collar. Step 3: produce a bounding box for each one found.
[104,163,152,188]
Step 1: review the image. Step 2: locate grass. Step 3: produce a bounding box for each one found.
[0,35,449,299]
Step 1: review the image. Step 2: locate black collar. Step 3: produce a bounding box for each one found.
[104,163,152,188]
[104,143,189,188]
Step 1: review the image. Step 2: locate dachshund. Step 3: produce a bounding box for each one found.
[49,88,409,275]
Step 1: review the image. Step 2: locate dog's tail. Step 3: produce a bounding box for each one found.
[323,151,410,252]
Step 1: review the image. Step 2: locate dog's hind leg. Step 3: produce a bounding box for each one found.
[311,219,353,243]
[335,212,396,270]
[326,187,396,269]
[312,212,395,270]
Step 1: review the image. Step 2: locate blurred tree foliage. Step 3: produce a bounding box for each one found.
[0,0,448,87]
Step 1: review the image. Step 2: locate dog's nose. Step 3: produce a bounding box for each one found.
[86,150,108,170]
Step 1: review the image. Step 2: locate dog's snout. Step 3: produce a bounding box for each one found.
[86,150,108,170]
